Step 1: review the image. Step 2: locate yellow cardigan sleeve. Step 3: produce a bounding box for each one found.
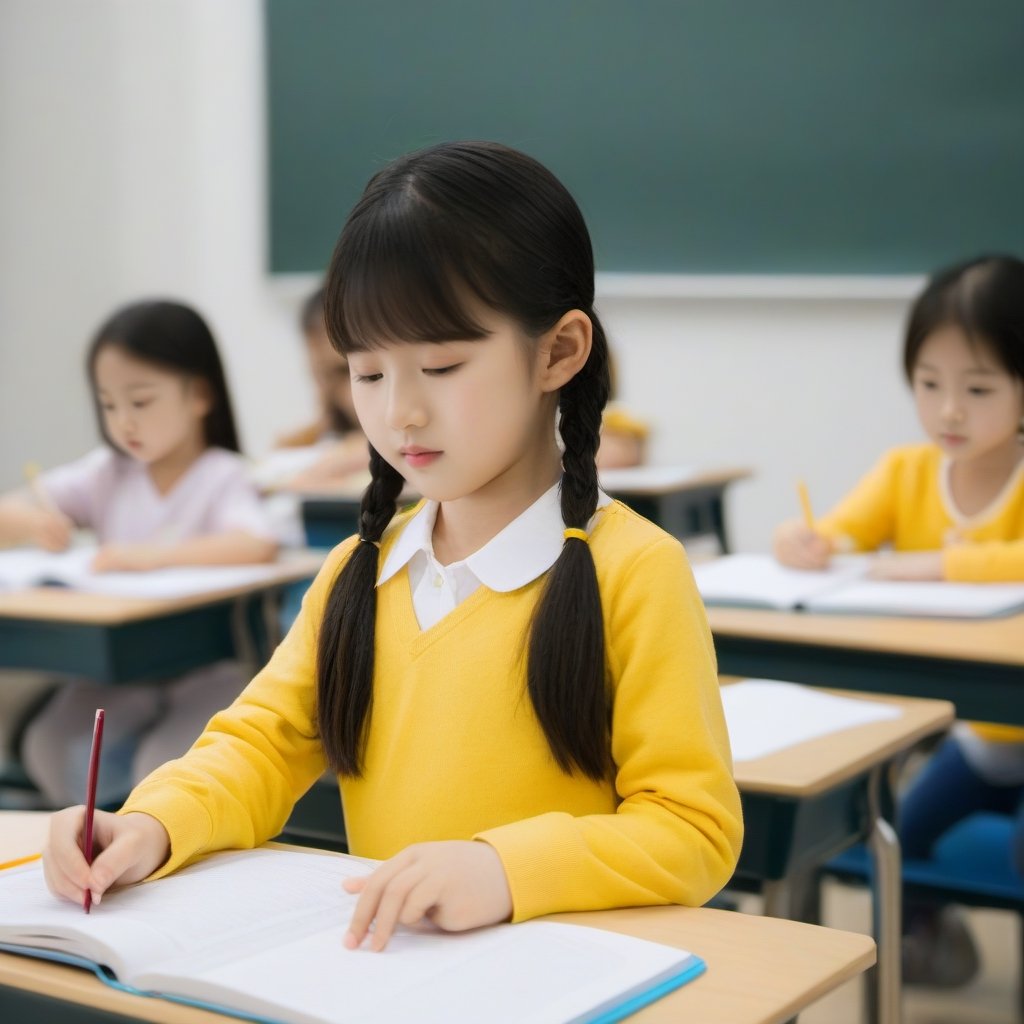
[815,450,901,552]
[120,540,356,876]
[476,537,743,921]
[945,539,1024,582]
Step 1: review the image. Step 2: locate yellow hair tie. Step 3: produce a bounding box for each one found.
[563,528,589,543]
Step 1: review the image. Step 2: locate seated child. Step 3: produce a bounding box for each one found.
[0,299,278,806]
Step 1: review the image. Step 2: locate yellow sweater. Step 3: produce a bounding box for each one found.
[816,443,1024,743]
[815,443,1024,583]
[121,500,743,922]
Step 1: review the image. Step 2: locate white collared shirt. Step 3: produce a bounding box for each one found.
[377,482,612,630]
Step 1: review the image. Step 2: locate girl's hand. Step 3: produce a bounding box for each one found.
[43,808,171,906]
[773,519,831,570]
[868,551,944,581]
[29,509,73,552]
[343,841,513,952]
[92,543,165,573]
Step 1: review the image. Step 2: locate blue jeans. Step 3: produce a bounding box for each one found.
[900,736,1024,875]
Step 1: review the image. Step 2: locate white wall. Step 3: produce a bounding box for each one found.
[0,0,924,553]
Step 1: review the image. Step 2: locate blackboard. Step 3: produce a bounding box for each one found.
[267,1,1024,274]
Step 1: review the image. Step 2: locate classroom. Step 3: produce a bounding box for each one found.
[1,3,1023,1023]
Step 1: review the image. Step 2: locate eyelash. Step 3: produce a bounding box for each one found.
[353,364,463,383]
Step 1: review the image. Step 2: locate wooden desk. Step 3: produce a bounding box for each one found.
[0,812,873,1024]
[728,682,954,1024]
[0,553,325,684]
[709,606,1024,725]
[300,466,752,553]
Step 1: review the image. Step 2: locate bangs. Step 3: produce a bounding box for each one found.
[330,190,505,353]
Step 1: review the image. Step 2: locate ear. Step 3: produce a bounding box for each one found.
[535,310,593,393]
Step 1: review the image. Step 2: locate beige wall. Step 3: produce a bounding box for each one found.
[0,0,924,552]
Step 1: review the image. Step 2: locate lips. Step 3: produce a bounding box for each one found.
[400,447,442,468]
[940,434,967,445]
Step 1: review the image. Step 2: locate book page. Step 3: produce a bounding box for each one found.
[0,850,371,983]
[140,916,695,1024]
[806,578,1024,619]
[722,679,902,761]
[693,553,868,610]
[0,545,290,599]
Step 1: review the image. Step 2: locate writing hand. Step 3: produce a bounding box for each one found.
[343,840,513,952]
[773,519,831,570]
[43,808,170,907]
[92,543,165,573]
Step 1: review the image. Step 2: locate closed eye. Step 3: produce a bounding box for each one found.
[424,364,462,376]
[353,373,382,384]
[968,387,993,396]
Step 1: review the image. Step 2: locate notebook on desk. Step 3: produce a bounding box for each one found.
[0,546,288,600]
[694,553,1024,619]
[0,849,705,1024]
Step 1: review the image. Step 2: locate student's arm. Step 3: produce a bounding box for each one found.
[476,536,743,922]
[0,492,73,551]
[812,449,902,553]
[116,541,354,877]
[945,539,1024,582]
[92,531,278,572]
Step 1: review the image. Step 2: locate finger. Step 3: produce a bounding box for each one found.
[368,867,423,951]
[45,807,92,892]
[344,859,409,949]
[397,877,439,927]
[342,876,366,893]
[42,848,89,905]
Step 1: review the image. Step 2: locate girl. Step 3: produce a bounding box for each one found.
[775,254,1024,985]
[272,285,369,492]
[42,142,742,949]
[0,300,278,806]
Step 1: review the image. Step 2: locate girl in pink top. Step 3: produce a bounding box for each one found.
[0,300,278,806]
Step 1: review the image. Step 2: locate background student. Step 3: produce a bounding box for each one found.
[43,141,742,950]
[774,254,1024,986]
[270,285,368,492]
[0,299,278,808]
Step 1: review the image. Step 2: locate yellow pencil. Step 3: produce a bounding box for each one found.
[797,479,815,529]
[0,852,42,872]
[23,462,56,512]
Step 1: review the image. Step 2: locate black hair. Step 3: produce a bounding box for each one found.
[317,141,612,779]
[86,299,241,453]
[904,255,1024,384]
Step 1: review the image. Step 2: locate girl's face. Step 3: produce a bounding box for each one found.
[93,345,210,466]
[911,324,1024,464]
[347,310,561,506]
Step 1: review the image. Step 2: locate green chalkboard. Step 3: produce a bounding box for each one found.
[266,1,1024,274]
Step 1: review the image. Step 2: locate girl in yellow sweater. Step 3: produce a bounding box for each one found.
[42,142,742,952]
[775,254,1024,985]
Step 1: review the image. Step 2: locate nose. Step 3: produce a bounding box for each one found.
[941,392,965,424]
[384,377,428,432]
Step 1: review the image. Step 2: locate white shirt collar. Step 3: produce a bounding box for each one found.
[377,481,611,593]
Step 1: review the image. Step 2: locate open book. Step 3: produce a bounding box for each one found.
[0,848,704,1024]
[0,546,292,600]
[693,553,1024,619]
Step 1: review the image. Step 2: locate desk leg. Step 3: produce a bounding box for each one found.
[230,598,260,677]
[866,769,902,1024]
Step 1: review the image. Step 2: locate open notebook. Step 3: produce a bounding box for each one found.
[0,849,705,1024]
[693,553,1024,619]
[0,546,290,600]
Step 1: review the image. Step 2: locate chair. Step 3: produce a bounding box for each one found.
[823,812,1024,1004]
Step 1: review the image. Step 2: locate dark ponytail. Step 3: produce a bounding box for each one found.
[316,446,404,774]
[318,141,611,778]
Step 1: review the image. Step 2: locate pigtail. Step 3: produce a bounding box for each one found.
[527,317,612,780]
[316,445,404,775]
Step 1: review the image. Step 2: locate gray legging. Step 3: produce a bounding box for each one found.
[21,660,248,808]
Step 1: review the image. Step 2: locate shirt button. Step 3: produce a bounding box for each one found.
[433,574,444,588]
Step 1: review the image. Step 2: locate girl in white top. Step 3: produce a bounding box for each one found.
[0,300,278,806]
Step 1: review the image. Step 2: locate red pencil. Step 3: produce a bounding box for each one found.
[82,708,105,914]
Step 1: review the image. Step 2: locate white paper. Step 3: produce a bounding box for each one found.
[807,578,1024,619]
[0,545,289,599]
[722,679,902,761]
